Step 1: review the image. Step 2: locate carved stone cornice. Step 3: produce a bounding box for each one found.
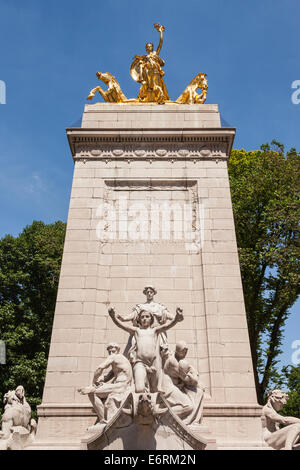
[104,178,197,191]
[66,128,235,162]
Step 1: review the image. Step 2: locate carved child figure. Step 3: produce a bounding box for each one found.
[108,306,183,394]
[117,286,174,364]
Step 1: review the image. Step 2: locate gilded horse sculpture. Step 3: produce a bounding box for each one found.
[87,72,128,103]
[176,73,208,104]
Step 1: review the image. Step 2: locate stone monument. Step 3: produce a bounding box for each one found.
[32,24,264,450]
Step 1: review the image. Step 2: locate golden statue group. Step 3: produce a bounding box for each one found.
[87,24,208,105]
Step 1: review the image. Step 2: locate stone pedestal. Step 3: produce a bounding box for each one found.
[34,103,263,449]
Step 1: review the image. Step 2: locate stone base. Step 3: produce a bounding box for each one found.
[81,424,216,451]
[32,402,264,450]
[79,393,216,451]
[26,441,81,450]
[0,426,36,450]
[201,403,264,449]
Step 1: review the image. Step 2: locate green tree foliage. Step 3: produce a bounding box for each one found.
[281,365,300,418]
[273,365,300,418]
[0,221,66,418]
[228,142,300,404]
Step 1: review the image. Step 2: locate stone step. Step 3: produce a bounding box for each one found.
[25,441,81,450]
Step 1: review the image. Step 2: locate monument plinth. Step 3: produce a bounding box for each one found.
[32,102,263,450]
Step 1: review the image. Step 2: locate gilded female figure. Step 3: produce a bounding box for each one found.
[130,24,169,104]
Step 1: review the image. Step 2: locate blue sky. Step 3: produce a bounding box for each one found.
[0,0,299,367]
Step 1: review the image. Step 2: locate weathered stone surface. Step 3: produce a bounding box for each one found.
[0,386,37,450]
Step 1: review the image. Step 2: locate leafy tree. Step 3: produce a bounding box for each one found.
[281,365,300,418]
[271,364,300,418]
[0,221,66,418]
[228,143,300,404]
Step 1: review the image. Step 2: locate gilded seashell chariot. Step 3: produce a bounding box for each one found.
[87,24,207,105]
